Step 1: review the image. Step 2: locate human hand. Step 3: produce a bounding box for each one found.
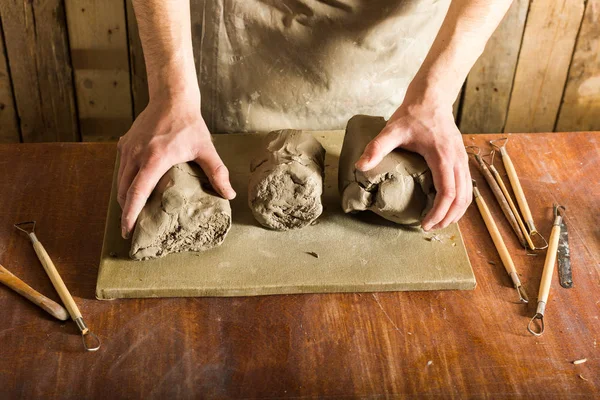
[117,95,236,239]
[355,95,471,231]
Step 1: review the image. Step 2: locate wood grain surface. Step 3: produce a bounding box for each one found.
[504,0,585,133]
[460,0,529,134]
[0,0,79,142]
[65,0,133,142]
[0,133,598,398]
[0,26,19,143]
[556,0,600,132]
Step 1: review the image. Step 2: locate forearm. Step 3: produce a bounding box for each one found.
[408,0,514,106]
[132,0,199,102]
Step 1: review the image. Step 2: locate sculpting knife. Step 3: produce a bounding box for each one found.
[557,213,572,288]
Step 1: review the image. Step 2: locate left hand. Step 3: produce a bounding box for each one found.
[355,95,471,231]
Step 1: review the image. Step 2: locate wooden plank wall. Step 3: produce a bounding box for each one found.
[0,0,598,142]
[65,0,133,142]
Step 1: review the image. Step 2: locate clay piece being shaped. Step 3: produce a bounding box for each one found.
[249,129,326,230]
[129,163,231,260]
[338,115,435,225]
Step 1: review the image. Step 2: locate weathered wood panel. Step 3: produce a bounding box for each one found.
[125,0,149,118]
[0,0,78,142]
[460,0,529,134]
[0,20,19,143]
[504,0,585,133]
[65,0,132,141]
[556,0,600,132]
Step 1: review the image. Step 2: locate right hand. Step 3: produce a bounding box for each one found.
[117,94,236,239]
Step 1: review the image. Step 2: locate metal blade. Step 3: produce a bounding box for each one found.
[557,218,572,288]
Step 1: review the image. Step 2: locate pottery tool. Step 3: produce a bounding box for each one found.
[480,150,535,250]
[557,212,572,288]
[15,221,101,351]
[472,179,528,303]
[528,204,565,336]
[0,263,69,321]
[490,138,547,250]
[466,146,526,248]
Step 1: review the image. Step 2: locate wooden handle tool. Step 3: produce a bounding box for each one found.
[472,180,528,303]
[0,263,69,321]
[487,161,536,250]
[15,221,101,351]
[490,138,548,250]
[528,205,564,336]
[466,147,527,248]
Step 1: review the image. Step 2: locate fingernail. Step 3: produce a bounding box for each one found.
[355,157,369,170]
[121,227,129,239]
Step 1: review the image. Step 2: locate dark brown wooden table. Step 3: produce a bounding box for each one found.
[0,133,598,398]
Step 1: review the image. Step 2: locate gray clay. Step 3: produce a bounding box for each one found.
[249,129,326,230]
[130,163,231,260]
[338,115,435,225]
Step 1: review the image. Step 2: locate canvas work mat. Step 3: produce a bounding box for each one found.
[96,131,475,299]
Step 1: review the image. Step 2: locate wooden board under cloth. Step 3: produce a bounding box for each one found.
[95,131,475,299]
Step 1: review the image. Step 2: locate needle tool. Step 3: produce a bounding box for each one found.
[15,221,101,351]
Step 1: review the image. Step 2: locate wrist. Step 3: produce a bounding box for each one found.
[405,71,461,111]
[147,55,200,105]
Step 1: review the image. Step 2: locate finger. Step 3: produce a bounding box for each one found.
[431,165,467,230]
[355,127,400,171]
[121,161,170,239]
[118,161,138,209]
[452,165,473,224]
[421,156,456,231]
[194,147,236,200]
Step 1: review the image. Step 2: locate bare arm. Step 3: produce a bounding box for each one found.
[356,0,513,231]
[118,0,235,239]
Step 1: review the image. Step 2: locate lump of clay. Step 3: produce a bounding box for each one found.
[130,163,231,260]
[249,129,326,230]
[338,115,435,225]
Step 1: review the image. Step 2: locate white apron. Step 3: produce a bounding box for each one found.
[196,0,450,132]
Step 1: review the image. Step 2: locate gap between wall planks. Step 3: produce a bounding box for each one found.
[125,0,149,118]
[556,0,600,132]
[504,0,585,133]
[459,0,529,134]
[0,19,19,143]
[65,0,133,142]
[0,0,78,142]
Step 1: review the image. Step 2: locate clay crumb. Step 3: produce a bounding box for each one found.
[488,261,496,265]
[452,243,456,247]
[579,374,588,381]
[307,251,319,259]
[310,220,320,226]
[426,360,433,367]
[426,234,442,243]
[573,358,587,365]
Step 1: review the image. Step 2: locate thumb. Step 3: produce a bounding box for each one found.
[355,127,402,171]
[194,145,236,200]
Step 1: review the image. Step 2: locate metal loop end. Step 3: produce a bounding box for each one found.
[516,285,529,304]
[480,150,496,167]
[465,145,481,156]
[527,313,545,336]
[530,231,549,250]
[14,221,36,235]
[553,204,566,217]
[489,137,508,151]
[82,331,101,352]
